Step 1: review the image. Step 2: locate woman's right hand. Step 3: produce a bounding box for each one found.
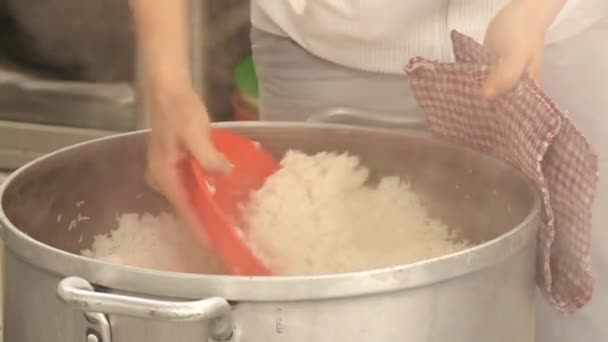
[145,83,231,222]
[130,0,231,223]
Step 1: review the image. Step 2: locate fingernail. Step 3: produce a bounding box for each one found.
[221,160,234,175]
[483,86,496,99]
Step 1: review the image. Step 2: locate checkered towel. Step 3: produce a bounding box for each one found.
[405,31,599,313]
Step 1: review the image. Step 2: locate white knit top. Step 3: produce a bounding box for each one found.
[251,0,606,74]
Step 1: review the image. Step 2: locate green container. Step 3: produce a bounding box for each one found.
[234,55,258,106]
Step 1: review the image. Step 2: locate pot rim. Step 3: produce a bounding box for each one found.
[0,122,541,301]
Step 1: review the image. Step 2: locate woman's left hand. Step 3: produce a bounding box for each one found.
[482,0,565,99]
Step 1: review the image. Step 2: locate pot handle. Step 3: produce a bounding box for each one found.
[306,107,428,130]
[57,277,234,341]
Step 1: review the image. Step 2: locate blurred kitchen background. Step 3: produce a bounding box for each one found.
[0,0,258,176]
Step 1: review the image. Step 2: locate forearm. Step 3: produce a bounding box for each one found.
[129,0,192,90]
[516,0,567,31]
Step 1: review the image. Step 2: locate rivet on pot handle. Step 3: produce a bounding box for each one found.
[57,277,234,341]
[306,107,428,131]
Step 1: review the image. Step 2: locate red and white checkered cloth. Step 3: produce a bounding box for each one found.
[405,31,599,313]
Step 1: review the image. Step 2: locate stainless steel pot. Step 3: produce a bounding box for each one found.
[0,119,540,342]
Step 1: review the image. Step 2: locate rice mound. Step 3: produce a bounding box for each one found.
[82,150,469,275]
[241,150,469,275]
[81,212,224,274]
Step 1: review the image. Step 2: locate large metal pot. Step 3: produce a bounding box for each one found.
[0,120,540,342]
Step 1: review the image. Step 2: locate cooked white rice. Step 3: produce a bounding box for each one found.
[81,212,224,274]
[83,150,469,275]
[241,150,469,275]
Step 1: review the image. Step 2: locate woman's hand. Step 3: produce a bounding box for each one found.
[130,0,230,222]
[146,83,231,220]
[482,0,566,99]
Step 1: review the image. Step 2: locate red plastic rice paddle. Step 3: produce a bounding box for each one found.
[185,129,278,276]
